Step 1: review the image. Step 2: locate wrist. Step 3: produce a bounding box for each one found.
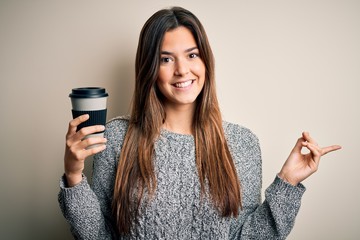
[64,172,83,187]
[278,172,298,186]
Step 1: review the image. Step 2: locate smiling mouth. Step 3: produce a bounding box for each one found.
[172,80,195,88]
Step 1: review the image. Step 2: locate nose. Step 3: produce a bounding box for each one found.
[174,58,190,76]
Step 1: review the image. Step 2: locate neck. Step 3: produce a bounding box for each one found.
[162,103,195,135]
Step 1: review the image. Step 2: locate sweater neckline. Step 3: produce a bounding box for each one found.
[160,128,194,141]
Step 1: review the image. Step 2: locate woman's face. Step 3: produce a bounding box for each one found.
[157,26,205,110]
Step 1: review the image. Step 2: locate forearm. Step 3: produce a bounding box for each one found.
[58,175,114,239]
[231,176,306,240]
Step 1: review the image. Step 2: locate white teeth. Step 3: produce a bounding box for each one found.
[174,80,193,88]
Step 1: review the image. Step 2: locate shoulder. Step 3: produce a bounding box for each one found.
[223,121,259,149]
[106,115,130,130]
[103,115,130,146]
[223,121,262,209]
[222,121,261,167]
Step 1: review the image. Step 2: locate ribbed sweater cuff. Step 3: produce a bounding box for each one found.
[59,174,91,199]
[267,175,306,200]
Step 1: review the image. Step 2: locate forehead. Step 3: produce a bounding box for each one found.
[161,26,197,50]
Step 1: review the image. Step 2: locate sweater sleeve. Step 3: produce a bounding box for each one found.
[232,176,305,239]
[225,123,305,240]
[58,118,128,239]
[58,174,114,239]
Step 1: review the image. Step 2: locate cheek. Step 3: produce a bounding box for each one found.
[193,61,206,78]
[156,71,169,95]
[158,67,173,84]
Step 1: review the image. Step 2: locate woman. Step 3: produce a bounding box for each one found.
[59,6,341,239]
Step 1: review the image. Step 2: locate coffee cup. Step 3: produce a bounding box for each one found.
[69,87,108,148]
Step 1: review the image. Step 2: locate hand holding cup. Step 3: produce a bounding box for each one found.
[64,87,109,187]
[64,115,107,186]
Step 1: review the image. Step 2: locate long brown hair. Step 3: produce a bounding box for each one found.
[112,6,242,235]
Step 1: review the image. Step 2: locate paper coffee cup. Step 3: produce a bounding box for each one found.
[69,87,108,148]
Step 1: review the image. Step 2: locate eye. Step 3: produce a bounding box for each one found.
[160,56,173,63]
[189,53,199,59]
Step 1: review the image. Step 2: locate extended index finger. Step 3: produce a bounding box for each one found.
[321,145,342,156]
[67,114,89,137]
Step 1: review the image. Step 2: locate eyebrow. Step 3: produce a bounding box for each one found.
[161,47,198,55]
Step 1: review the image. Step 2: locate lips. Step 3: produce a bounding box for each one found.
[172,80,195,88]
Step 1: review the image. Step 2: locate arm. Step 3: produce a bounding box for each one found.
[232,176,305,239]
[227,125,304,239]
[229,127,340,239]
[58,115,117,239]
[58,175,115,239]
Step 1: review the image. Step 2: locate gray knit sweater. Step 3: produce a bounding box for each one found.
[58,116,305,239]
